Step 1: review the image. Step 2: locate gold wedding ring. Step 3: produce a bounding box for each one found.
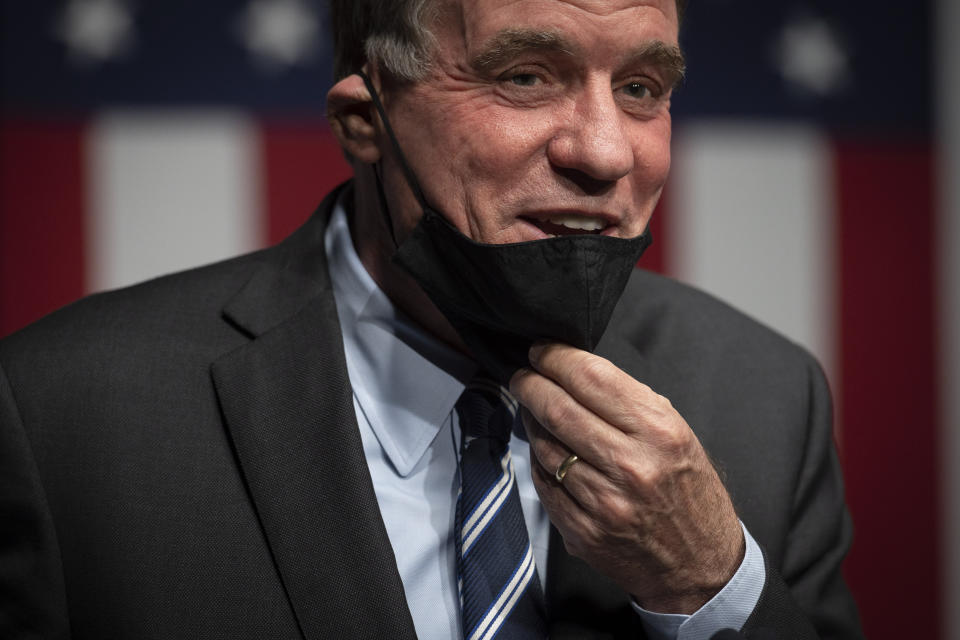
[554,454,580,484]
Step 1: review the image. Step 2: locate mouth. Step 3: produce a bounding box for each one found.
[519,212,613,238]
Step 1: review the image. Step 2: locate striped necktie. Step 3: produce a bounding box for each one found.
[454,378,547,640]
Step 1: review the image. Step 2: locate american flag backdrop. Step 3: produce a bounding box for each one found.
[1,1,956,638]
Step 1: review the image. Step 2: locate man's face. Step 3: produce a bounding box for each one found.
[379,0,682,245]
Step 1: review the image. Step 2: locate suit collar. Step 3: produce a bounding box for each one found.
[212,183,417,639]
[221,184,345,338]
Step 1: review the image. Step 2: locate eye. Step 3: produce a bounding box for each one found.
[509,73,540,87]
[622,81,652,99]
[494,66,559,105]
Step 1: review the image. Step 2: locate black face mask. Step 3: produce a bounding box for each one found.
[358,71,651,384]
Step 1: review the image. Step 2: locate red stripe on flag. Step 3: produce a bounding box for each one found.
[0,120,87,338]
[835,142,939,639]
[260,121,354,246]
[638,188,668,275]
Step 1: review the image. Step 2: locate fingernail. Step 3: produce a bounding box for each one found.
[528,342,546,365]
[508,367,528,390]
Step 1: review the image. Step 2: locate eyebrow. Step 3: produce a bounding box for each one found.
[470,29,574,74]
[625,40,687,88]
[470,28,687,89]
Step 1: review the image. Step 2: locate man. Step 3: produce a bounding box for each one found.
[0,0,862,638]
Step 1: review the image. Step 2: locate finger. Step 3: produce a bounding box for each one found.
[511,367,627,476]
[529,455,606,557]
[522,409,610,514]
[521,407,563,471]
[527,342,676,436]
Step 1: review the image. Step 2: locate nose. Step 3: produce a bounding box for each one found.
[546,85,635,190]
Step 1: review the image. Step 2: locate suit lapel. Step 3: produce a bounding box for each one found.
[211,190,417,639]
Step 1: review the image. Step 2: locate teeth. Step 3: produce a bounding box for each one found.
[546,214,605,231]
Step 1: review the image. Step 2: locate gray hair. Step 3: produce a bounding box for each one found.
[330,0,438,82]
[329,0,688,83]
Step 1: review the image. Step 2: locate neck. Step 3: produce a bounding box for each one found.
[348,167,471,358]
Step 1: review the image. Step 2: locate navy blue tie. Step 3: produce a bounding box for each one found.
[454,378,547,640]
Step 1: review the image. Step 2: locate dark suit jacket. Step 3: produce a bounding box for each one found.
[0,186,862,639]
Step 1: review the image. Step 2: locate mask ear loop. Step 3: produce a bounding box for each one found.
[358,69,432,250]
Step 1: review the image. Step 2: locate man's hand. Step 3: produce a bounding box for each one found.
[509,342,745,614]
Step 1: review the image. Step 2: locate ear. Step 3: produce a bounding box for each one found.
[326,73,382,164]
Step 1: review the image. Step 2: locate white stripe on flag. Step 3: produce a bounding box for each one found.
[670,123,835,383]
[86,111,259,293]
[937,0,960,635]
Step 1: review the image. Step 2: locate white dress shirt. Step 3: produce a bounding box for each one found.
[324,197,765,639]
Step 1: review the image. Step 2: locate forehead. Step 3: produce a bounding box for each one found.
[441,0,679,54]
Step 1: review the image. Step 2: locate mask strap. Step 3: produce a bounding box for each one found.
[358,70,430,213]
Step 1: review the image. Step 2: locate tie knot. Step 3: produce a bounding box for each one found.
[456,378,520,442]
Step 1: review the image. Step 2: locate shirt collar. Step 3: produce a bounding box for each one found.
[325,193,476,476]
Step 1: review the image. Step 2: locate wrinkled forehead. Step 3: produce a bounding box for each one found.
[447,0,679,19]
[436,0,680,60]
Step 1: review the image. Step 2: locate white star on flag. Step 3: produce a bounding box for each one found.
[55,0,135,66]
[237,0,320,70]
[774,16,850,97]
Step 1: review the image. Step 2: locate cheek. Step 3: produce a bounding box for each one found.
[448,109,555,219]
[463,106,580,210]
[462,106,551,173]
[633,118,673,191]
